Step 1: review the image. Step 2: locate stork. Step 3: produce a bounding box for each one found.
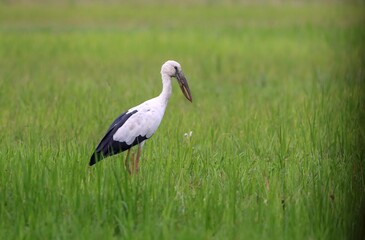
[89,60,192,173]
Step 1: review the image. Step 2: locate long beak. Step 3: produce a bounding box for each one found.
[176,71,193,102]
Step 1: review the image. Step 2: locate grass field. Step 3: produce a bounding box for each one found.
[0,1,364,239]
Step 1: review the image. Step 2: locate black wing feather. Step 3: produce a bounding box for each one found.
[89,109,139,166]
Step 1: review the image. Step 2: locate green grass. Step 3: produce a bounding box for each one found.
[0,2,364,239]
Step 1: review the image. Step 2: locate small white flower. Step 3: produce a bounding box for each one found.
[184,131,193,139]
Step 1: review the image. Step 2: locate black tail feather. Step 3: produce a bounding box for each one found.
[89,153,98,166]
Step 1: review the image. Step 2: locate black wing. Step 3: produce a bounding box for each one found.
[89,109,143,166]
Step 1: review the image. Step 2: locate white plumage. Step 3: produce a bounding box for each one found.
[89,60,192,173]
[113,98,165,145]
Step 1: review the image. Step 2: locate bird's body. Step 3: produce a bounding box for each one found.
[89,96,166,165]
[89,60,192,172]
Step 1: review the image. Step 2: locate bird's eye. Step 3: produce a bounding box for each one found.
[174,66,178,71]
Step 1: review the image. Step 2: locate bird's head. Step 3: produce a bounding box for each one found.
[161,60,193,102]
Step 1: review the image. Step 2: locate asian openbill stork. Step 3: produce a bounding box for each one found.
[89,60,192,173]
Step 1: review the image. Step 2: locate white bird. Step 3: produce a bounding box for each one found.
[89,60,192,173]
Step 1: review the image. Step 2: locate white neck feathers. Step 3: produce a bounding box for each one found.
[159,73,172,105]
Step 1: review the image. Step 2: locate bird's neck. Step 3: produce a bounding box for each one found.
[159,73,172,105]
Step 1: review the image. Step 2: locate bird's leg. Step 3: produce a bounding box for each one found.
[124,148,131,174]
[135,143,143,173]
[130,144,143,174]
[130,152,137,174]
